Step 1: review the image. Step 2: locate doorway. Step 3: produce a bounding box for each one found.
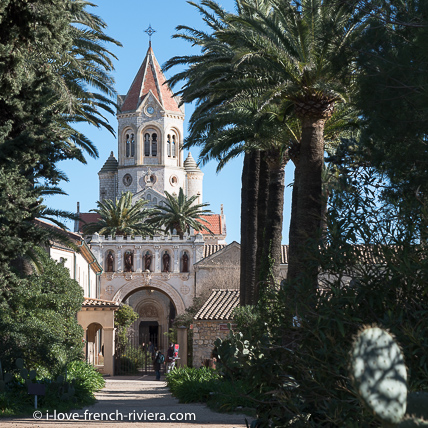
[139,321,159,347]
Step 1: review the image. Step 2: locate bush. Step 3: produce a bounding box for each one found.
[67,360,105,399]
[166,367,220,402]
[216,166,428,427]
[0,359,104,417]
[166,366,256,415]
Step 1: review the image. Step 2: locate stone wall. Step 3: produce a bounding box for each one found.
[192,320,231,367]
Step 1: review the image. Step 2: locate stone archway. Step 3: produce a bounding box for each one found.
[112,278,186,315]
[77,301,118,376]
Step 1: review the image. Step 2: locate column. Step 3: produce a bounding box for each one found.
[103,327,115,376]
[136,248,141,272]
[176,326,188,367]
[154,246,161,273]
[173,245,179,273]
[117,247,122,272]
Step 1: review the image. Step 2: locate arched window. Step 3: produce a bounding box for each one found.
[144,133,150,156]
[172,135,176,157]
[126,134,130,157]
[130,133,135,157]
[152,197,157,204]
[147,194,151,201]
[167,135,171,157]
[151,133,157,156]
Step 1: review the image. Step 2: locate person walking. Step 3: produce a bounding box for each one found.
[153,348,164,381]
[166,343,174,373]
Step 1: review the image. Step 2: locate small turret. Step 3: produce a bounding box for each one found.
[184,152,203,203]
[98,151,118,202]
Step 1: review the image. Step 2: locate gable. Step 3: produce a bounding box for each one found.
[197,241,240,267]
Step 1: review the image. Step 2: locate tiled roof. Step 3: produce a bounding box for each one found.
[202,243,289,262]
[121,46,181,113]
[195,289,240,320]
[77,213,101,234]
[82,298,120,308]
[203,244,226,258]
[34,218,82,243]
[198,214,222,235]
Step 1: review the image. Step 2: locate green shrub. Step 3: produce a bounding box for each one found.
[166,367,220,402]
[166,366,256,415]
[66,360,105,396]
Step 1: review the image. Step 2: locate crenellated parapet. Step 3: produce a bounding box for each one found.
[89,232,204,277]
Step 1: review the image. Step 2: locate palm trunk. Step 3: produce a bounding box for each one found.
[259,148,287,285]
[254,151,269,301]
[240,150,260,306]
[287,116,325,297]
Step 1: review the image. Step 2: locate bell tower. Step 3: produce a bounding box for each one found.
[98,39,203,205]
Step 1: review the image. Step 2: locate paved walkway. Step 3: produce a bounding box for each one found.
[1,376,250,427]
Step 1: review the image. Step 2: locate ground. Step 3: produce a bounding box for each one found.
[1,376,249,427]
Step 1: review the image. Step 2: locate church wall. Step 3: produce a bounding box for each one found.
[89,233,205,315]
[195,266,240,300]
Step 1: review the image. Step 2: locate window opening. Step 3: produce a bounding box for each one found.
[167,135,171,157]
[144,133,150,156]
[151,133,157,156]
[172,135,176,157]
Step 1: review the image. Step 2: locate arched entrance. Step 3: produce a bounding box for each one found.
[114,284,179,375]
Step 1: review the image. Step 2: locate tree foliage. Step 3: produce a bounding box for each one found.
[83,191,157,238]
[149,187,213,239]
[0,249,84,374]
[0,0,120,186]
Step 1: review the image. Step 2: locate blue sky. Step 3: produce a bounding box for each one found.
[47,0,293,244]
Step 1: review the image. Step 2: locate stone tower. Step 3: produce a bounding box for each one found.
[98,45,203,205]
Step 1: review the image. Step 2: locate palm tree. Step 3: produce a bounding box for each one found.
[165,0,364,302]
[82,192,157,238]
[148,188,213,239]
[217,0,365,294]
[165,0,291,304]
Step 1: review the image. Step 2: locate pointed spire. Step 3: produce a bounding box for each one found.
[120,46,182,114]
[99,151,118,174]
[184,152,201,171]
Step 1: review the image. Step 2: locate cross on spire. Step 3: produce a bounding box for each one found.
[144,24,156,47]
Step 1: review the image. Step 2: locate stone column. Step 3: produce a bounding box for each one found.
[154,246,161,273]
[176,326,188,367]
[136,247,141,272]
[117,246,122,272]
[192,245,197,267]
[103,327,115,376]
[173,245,179,273]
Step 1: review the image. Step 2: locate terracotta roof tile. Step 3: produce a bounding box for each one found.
[82,298,120,308]
[203,244,226,258]
[195,289,240,320]
[198,214,221,235]
[78,213,101,234]
[121,46,181,113]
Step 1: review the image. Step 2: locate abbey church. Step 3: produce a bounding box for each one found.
[60,44,248,375]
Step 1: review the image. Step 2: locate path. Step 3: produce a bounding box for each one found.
[1,375,250,427]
